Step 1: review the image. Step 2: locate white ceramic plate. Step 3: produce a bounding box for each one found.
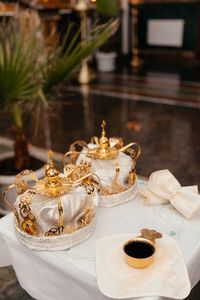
[95,234,191,299]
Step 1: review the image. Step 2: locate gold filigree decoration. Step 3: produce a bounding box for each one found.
[45,227,61,237]
[19,190,37,205]
[88,120,119,160]
[79,207,94,227]
[15,169,38,195]
[19,201,37,236]
[4,150,95,237]
[64,120,141,196]
[81,177,95,195]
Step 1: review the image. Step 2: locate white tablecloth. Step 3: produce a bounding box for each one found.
[0,179,200,300]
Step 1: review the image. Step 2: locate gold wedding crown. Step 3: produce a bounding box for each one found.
[64,120,141,196]
[4,150,97,238]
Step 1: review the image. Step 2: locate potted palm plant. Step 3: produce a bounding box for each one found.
[0,9,118,213]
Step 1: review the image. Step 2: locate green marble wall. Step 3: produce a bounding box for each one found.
[137,2,199,50]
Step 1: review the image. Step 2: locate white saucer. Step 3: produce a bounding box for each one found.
[95,234,191,299]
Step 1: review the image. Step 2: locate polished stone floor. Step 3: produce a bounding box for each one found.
[1,63,200,299]
[30,71,200,187]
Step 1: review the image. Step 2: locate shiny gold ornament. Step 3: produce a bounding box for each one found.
[140,228,162,243]
[22,219,37,236]
[130,0,143,69]
[15,169,38,195]
[89,120,140,164]
[19,201,38,236]
[81,177,95,195]
[4,150,94,237]
[128,168,137,186]
[35,150,72,197]
[79,207,94,227]
[89,120,119,160]
[75,0,96,84]
[19,190,37,205]
[45,227,61,237]
[64,120,141,195]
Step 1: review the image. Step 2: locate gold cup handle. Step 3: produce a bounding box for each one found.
[140,228,162,243]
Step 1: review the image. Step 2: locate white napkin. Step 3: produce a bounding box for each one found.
[140,169,200,219]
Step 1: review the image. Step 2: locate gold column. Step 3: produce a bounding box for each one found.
[75,1,96,84]
[130,0,143,69]
[40,15,61,48]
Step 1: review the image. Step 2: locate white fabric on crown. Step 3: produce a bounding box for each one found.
[140,169,200,219]
[77,143,132,189]
[15,185,97,235]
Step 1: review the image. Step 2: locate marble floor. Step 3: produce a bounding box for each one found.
[1,62,200,299]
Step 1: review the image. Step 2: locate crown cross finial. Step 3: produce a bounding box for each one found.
[45,150,59,179]
[101,120,106,138]
[48,150,54,162]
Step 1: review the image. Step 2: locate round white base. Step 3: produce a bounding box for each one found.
[98,182,137,207]
[14,218,96,251]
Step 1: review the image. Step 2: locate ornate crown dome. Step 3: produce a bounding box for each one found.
[4,151,98,250]
[64,120,141,207]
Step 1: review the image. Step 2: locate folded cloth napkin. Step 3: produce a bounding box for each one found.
[140,169,200,219]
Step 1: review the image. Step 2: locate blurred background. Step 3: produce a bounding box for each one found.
[0,0,200,299]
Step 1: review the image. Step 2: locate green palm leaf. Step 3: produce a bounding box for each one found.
[0,23,41,106]
[0,17,118,128]
[42,19,118,93]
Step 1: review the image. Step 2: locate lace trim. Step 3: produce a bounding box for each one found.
[14,218,95,251]
[98,182,137,207]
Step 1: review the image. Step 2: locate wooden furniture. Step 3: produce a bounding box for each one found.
[19,0,73,10]
[18,1,74,48]
[129,0,200,61]
[0,2,17,16]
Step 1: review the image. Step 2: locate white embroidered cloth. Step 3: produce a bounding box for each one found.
[77,144,136,207]
[14,186,97,234]
[95,234,191,299]
[77,144,133,190]
[140,170,200,219]
[13,184,98,250]
[1,179,200,300]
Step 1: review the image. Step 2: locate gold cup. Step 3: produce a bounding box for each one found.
[123,229,162,269]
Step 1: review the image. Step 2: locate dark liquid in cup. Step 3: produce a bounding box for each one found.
[124,241,154,258]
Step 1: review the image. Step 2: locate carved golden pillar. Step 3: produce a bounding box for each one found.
[129,0,143,69]
[75,1,96,84]
[40,14,61,47]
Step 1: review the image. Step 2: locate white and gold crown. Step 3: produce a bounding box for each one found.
[4,151,98,250]
[64,121,141,207]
